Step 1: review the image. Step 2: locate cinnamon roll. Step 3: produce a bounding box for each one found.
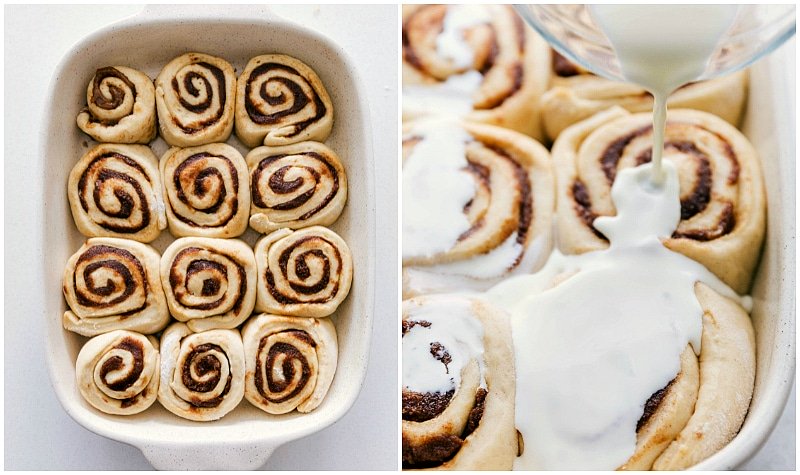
[160,143,250,238]
[402,5,551,141]
[402,119,554,298]
[160,237,257,332]
[68,143,167,243]
[235,54,334,148]
[247,142,347,233]
[76,66,157,144]
[242,313,338,414]
[158,322,245,422]
[155,52,236,147]
[541,50,748,140]
[76,330,160,415]
[554,107,765,293]
[254,226,353,318]
[620,283,755,470]
[402,295,516,470]
[63,238,170,336]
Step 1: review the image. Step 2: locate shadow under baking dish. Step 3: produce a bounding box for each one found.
[40,12,376,471]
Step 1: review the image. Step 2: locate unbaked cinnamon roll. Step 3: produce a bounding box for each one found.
[541,50,748,140]
[247,142,347,233]
[160,237,257,332]
[620,282,754,470]
[402,295,516,470]
[554,107,765,293]
[242,313,338,414]
[76,330,160,415]
[68,143,167,243]
[158,322,245,422]
[402,118,554,298]
[254,226,353,318]
[160,143,250,238]
[155,52,236,147]
[76,66,157,144]
[63,238,170,336]
[235,54,334,147]
[402,4,551,140]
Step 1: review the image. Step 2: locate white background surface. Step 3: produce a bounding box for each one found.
[4,4,398,470]
[3,4,794,472]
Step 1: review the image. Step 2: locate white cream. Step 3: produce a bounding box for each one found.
[403,5,490,119]
[590,5,739,182]
[435,4,490,69]
[404,234,549,297]
[487,162,747,470]
[402,297,485,394]
[402,119,475,260]
[403,71,483,119]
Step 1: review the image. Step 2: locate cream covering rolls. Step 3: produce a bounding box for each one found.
[247,142,347,233]
[542,49,748,140]
[76,330,160,415]
[618,284,755,470]
[155,52,236,147]
[68,143,167,243]
[402,295,516,470]
[160,143,250,238]
[242,314,338,414]
[160,237,257,332]
[553,107,765,294]
[158,323,245,422]
[235,54,334,147]
[254,226,353,318]
[402,119,554,298]
[402,5,551,140]
[76,66,157,144]
[62,238,169,336]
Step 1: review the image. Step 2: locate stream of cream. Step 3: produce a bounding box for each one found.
[590,5,738,183]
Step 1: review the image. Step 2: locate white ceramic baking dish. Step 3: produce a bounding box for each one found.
[41,6,375,470]
[693,40,796,470]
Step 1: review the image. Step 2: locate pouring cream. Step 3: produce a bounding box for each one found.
[589,5,739,183]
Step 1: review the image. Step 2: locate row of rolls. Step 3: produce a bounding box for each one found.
[401,4,763,471]
[68,140,346,242]
[77,52,333,148]
[66,51,350,422]
[402,4,748,144]
[76,315,336,421]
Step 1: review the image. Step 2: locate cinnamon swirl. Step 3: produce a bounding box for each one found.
[158,322,245,422]
[402,295,516,470]
[541,50,748,140]
[402,119,554,298]
[160,237,257,332]
[68,143,167,243]
[63,238,170,337]
[160,143,250,238]
[254,226,353,318]
[402,5,551,140]
[76,66,157,144]
[247,142,347,233]
[76,330,160,415]
[242,313,338,414]
[554,107,765,293]
[235,54,334,148]
[155,52,236,147]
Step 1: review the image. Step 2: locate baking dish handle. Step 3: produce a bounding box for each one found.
[136,4,280,22]
[140,442,278,470]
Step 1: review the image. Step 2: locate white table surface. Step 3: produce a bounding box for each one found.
[3,4,794,471]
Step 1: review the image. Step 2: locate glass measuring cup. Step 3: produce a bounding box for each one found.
[514,4,796,82]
